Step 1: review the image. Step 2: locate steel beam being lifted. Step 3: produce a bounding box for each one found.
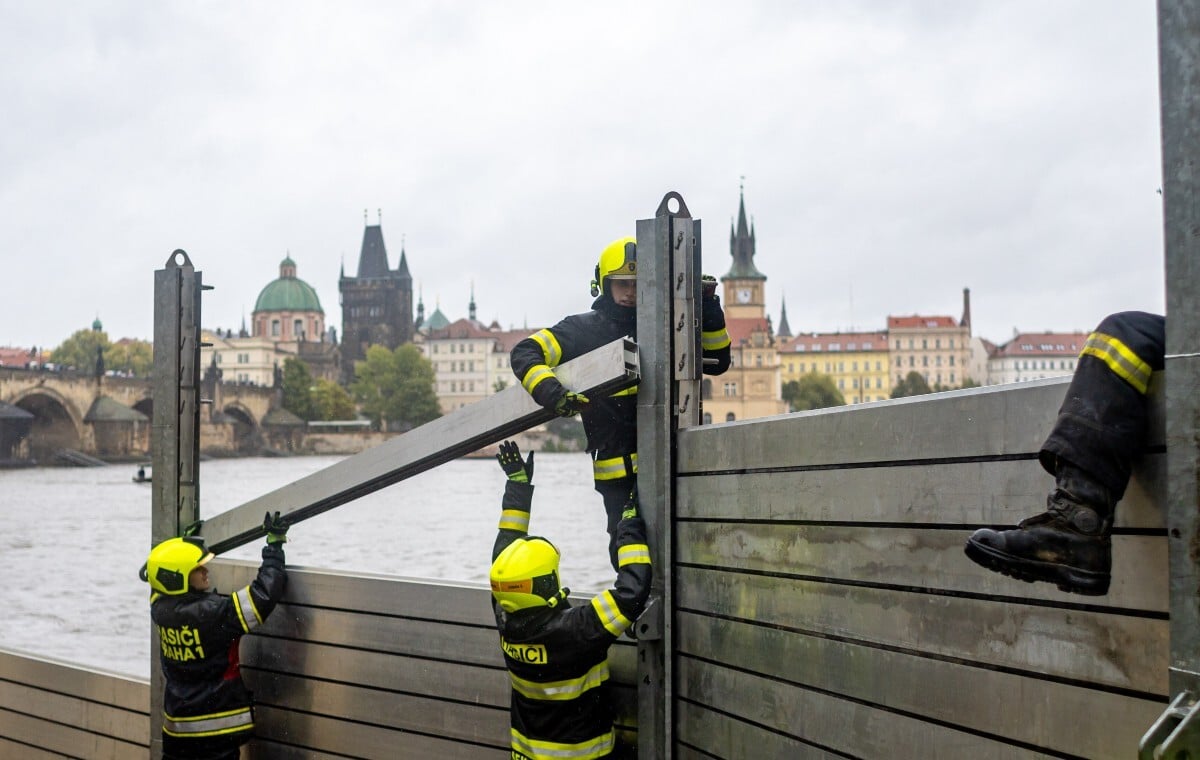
[201,338,638,555]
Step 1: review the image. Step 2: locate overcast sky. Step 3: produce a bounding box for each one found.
[0,1,1166,352]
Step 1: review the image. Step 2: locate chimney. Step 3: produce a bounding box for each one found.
[960,287,972,331]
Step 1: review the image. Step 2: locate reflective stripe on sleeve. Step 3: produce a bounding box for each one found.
[1081,331,1153,394]
[617,543,651,567]
[592,453,636,481]
[590,590,633,637]
[163,707,253,738]
[499,509,530,533]
[511,727,615,760]
[701,328,731,351]
[609,384,638,397]
[522,365,557,395]
[233,586,263,633]
[530,329,564,367]
[508,660,609,701]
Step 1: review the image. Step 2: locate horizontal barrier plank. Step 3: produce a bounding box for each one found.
[0,648,148,713]
[0,679,148,746]
[680,378,1164,472]
[678,658,1061,760]
[250,670,509,747]
[676,458,1165,530]
[676,699,833,759]
[0,706,146,758]
[677,522,1168,611]
[677,566,1168,695]
[0,737,62,760]
[677,612,1163,758]
[252,704,502,759]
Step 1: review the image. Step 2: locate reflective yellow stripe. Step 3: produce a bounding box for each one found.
[590,590,632,636]
[512,727,615,759]
[499,509,530,533]
[522,365,556,395]
[163,707,253,738]
[1081,331,1153,394]
[592,452,636,481]
[609,384,638,397]
[617,543,651,567]
[508,661,609,701]
[233,586,262,633]
[701,328,731,351]
[530,329,563,367]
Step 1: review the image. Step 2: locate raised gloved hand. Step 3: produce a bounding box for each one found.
[553,390,590,417]
[621,488,639,520]
[496,440,534,483]
[263,511,289,545]
[701,274,718,300]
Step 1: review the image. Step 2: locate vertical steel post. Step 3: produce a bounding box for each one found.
[149,250,204,759]
[637,192,700,758]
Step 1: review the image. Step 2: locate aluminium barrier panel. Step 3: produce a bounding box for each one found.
[674,378,1167,759]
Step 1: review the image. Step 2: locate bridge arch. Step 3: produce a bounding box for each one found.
[132,397,153,419]
[10,388,84,463]
[221,403,260,453]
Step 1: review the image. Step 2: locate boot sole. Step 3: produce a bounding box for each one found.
[964,538,1110,596]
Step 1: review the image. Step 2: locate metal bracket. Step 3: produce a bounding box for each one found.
[634,595,664,641]
[1140,691,1200,759]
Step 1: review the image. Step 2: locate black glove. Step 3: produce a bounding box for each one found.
[263,511,289,545]
[182,519,204,537]
[553,390,589,417]
[496,440,534,483]
[701,274,718,301]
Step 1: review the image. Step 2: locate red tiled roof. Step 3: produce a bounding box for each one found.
[779,331,888,353]
[994,332,1088,357]
[0,347,38,367]
[887,315,958,329]
[725,317,772,346]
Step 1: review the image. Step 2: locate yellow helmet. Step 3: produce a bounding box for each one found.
[139,537,214,596]
[490,536,567,613]
[590,236,637,297]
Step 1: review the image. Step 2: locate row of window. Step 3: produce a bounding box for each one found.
[894,371,958,385]
[894,338,957,350]
[788,360,885,374]
[792,341,877,352]
[1003,359,1076,371]
[444,381,478,393]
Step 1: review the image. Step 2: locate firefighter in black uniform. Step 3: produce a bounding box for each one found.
[511,236,730,568]
[490,441,652,759]
[965,311,1165,596]
[140,511,290,759]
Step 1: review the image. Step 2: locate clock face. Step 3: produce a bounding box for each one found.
[737,288,752,304]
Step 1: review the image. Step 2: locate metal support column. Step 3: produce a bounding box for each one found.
[1141,1,1200,756]
[149,250,205,759]
[637,191,701,758]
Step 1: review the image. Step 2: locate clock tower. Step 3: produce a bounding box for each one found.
[721,186,766,319]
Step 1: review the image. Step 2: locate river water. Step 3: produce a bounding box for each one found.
[0,453,613,679]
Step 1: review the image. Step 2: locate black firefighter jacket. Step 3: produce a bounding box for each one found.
[491,480,652,759]
[151,543,287,757]
[511,293,731,478]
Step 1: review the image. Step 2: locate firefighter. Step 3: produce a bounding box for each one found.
[511,236,731,568]
[490,440,652,760]
[140,511,290,759]
[965,311,1165,596]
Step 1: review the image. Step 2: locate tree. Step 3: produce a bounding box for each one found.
[891,371,933,399]
[311,378,356,421]
[281,358,317,420]
[782,372,846,412]
[50,328,111,372]
[108,340,153,376]
[350,344,441,430]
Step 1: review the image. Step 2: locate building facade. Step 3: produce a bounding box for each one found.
[339,220,415,383]
[986,331,1087,385]
[779,331,891,404]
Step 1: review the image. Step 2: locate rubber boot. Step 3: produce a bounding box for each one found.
[964,464,1114,596]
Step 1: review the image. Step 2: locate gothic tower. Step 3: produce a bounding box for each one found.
[339,215,414,384]
[721,185,767,320]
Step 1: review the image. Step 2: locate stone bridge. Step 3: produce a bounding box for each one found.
[0,367,278,463]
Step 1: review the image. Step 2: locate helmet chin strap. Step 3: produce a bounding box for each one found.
[545,587,570,608]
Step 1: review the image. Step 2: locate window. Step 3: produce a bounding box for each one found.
[949,355,955,366]
[294,319,303,337]
[725,412,736,422]
[756,355,762,367]
[935,339,941,349]
[723,382,738,397]
[450,381,457,392]
[949,339,955,349]
[703,412,712,424]
[838,362,844,372]
[838,378,844,389]
[702,379,712,400]
[271,320,280,337]
[451,344,456,353]
[935,356,942,366]
[852,361,858,371]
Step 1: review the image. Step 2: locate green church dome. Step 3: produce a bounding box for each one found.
[254,257,324,313]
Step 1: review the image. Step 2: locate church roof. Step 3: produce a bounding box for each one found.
[254,257,324,313]
[723,188,765,281]
[425,306,450,331]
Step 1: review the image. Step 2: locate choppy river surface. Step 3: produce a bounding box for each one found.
[0,452,612,679]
